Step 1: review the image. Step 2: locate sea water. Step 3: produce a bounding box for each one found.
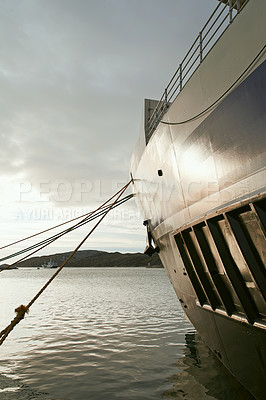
[0,268,255,400]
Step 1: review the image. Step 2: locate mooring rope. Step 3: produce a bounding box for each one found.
[0,207,103,251]
[0,193,133,271]
[0,181,133,251]
[0,180,132,345]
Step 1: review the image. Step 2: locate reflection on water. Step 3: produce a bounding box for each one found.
[0,268,192,400]
[0,374,52,400]
[163,333,255,400]
[0,268,256,400]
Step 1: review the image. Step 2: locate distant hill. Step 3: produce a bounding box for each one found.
[4,250,163,269]
[0,263,18,270]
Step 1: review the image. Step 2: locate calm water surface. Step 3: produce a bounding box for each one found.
[0,268,254,400]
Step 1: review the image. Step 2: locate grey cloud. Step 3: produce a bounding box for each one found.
[0,0,215,250]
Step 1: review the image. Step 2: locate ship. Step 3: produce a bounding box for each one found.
[130,1,266,399]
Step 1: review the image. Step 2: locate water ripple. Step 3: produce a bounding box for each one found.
[0,268,253,400]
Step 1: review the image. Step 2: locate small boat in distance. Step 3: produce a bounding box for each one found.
[41,259,58,269]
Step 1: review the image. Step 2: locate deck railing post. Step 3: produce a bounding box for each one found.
[199,32,203,63]
[229,0,233,23]
[179,63,183,91]
[164,88,168,106]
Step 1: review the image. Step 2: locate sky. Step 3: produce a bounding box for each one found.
[0,0,216,260]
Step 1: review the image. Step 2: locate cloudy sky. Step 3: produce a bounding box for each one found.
[0,0,215,260]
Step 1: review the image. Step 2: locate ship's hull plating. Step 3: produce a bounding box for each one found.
[160,194,266,400]
[130,1,266,398]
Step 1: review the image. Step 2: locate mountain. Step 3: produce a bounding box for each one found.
[0,263,18,270]
[6,250,163,269]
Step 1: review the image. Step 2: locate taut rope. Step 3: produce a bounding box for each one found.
[0,180,132,345]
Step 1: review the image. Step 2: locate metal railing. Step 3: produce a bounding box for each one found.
[146,0,249,140]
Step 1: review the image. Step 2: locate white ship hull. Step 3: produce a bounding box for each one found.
[130,1,266,398]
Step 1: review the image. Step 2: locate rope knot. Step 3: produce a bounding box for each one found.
[14,304,28,321]
[0,304,28,345]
